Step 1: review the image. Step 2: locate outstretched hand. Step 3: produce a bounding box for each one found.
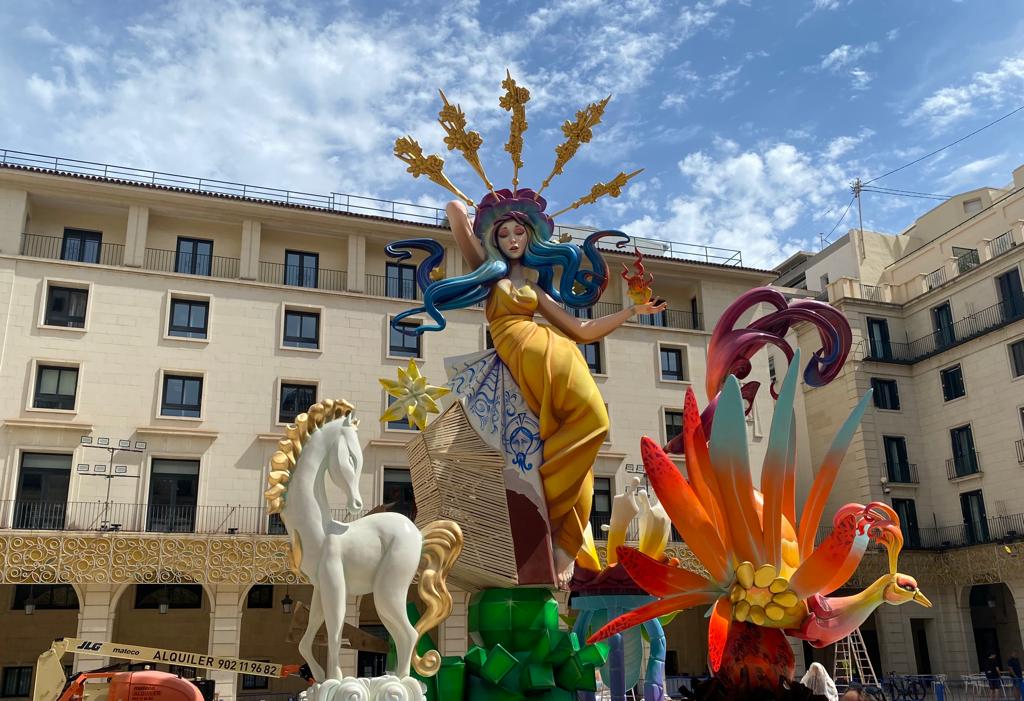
[632,300,668,316]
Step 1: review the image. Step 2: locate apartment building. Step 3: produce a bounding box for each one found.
[773,163,1024,680]
[0,152,776,699]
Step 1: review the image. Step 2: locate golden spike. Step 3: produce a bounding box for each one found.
[499,69,530,191]
[269,470,290,485]
[393,136,474,206]
[438,90,494,194]
[550,169,643,218]
[536,95,611,196]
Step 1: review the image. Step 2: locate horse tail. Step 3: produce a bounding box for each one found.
[411,520,463,676]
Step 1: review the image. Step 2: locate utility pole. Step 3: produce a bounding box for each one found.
[851,178,864,237]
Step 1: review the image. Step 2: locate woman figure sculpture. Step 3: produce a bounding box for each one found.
[390,76,663,575]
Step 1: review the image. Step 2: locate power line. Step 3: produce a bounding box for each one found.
[821,195,856,243]
[862,185,950,198]
[863,102,1024,185]
[860,186,949,201]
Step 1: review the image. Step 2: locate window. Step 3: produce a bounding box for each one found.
[61,229,101,264]
[385,262,417,300]
[44,286,87,328]
[246,585,274,609]
[866,317,892,360]
[484,328,494,350]
[2,667,32,698]
[664,409,683,444]
[819,273,830,291]
[767,355,776,386]
[940,365,965,401]
[570,306,594,319]
[960,490,988,544]
[161,375,203,418]
[385,396,413,431]
[283,309,320,350]
[147,460,199,533]
[168,299,208,339]
[579,342,602,374]
[175,238,212,276]
[11,584,78,610]
[660,347,687,382]
[382,468,416,519]
[892,498,921,548]
[883,436,912,483]
[280,383,316,424]
[134,584,203,609]
[635,310,667,328]
[932,302,955,349]
[1010,339,1024,378]
[33,365,78,410]
[949,424,979,477]
[952,246,979,274]
[690,297,701,330]
[284,250,318,288]
[242,671,270,690]
[963,197,983,215]
[389,320,422,358]
[590,477,612,538]
[870,378,900,410]
[15,453,71,530]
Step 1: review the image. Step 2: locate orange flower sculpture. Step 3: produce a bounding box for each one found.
[588,350,931,690]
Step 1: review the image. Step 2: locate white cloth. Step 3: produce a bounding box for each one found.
[801,662,839,701]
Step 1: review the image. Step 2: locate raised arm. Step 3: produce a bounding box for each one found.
[446,200,486,270]
[532,283,667,343]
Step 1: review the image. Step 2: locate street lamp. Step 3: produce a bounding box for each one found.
[281,587,293,614]
[79,436,146,530]
[24,584,35,615]
[158,584,170,615]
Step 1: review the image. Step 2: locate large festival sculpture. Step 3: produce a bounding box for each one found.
[262,72,929,701]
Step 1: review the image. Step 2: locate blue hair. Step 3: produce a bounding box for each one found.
[386,223,627,335]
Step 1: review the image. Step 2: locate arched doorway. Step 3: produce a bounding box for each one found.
[968,583,1022,669]
[238,582,313,698]
[111,582,210,676]
[0,583,80,695]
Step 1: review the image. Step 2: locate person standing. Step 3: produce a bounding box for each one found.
[985,654,1003,700]
[1008,651,1022,699]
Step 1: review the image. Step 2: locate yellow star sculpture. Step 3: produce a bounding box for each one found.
[379,359,450,431]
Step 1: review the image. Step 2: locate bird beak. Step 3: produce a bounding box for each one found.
[913,590,932,608]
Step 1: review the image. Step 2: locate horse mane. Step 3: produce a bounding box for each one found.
[264,398,356,515]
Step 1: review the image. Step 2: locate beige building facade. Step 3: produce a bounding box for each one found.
[774,163,1024,680]
[0,156,777,700]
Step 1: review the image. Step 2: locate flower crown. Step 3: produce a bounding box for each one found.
[393,71,642,227]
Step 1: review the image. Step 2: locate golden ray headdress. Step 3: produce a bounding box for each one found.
[393,71,642,217]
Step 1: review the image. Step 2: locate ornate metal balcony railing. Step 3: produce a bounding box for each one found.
[20,233,125,267]
[886,462,919,484]
[818,512,1024,550]
[946,450,982,480]
[866,295,1024,363]
[258,261,346,292]
[2,148,744,266]
[0,500,363,534]
[143,247,241,279]
[990,231,1017,258]
[925,267,947,290]
[955,249,981,274]
[1016,438,1024,465]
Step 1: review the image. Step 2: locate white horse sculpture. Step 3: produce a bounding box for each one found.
[264,398,462,683]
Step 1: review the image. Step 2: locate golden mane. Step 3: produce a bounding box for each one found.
[264,398,355,515]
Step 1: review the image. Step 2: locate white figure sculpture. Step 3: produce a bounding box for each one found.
[264,399,462,687]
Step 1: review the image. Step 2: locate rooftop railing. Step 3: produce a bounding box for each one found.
[1,147,744,267]
[866,294,1024,363]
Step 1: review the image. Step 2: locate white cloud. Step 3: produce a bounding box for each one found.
[23,24,57,43]
[820,42,879,71]
[907,54,1024,131]
[886,28,900,41]
[849,67,873,90]
[937,155,1006,189]
[823,128,874,160]
[621,140,854,267]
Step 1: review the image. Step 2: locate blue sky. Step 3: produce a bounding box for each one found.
[1,0,1023,268]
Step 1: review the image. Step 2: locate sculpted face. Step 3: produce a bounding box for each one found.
[496,220,528,260]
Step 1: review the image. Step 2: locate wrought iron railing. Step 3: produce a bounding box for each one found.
[1016,438,1024,464]
[818,512,1024,550]
[886,462,919,484]
[20,233,125,266]
[991,231,1016,258]
[630,308,703,331]
[0,500,363,534]
[364,273,418,300]
[860,284,885,302]
[2,148,745,266]
[258,262,346,292]
[955,249,981,274]
[946,450,982,480]
[143,247,241,279]
[866,295,1024,363]
[925,268,946,290]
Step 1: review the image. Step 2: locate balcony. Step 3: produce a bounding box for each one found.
[925,267,946,290]
[990,231,1018,258]
[630,308,703,331]
[1016,438,1024,464]
[0,500,362,535]
[885,462,919,484]
[143,247,241,279]
[365,273,418,300]
[818,512,1024,550]
[20,232,125,266]
[955,248,981,274]
[258,261,346,292]
[946,450,982,480]
[866,294,1024,364]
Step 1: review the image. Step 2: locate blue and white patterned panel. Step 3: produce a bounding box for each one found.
[446,349,547,510]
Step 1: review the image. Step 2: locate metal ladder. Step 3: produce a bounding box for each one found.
[833,628,879,686]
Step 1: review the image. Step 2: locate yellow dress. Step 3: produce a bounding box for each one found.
[486,281,608,568]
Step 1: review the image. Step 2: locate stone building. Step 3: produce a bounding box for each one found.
[0,153,775,700]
